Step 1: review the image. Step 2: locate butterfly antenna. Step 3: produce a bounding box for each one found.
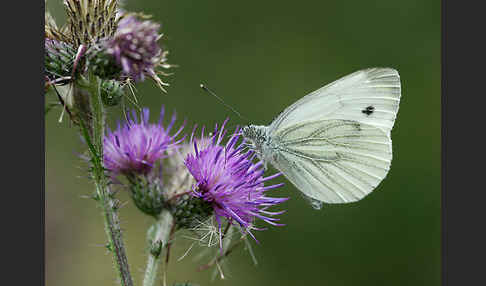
[200,84,250,124]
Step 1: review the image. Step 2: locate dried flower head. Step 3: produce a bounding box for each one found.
[103,107,185,175]
[45,9,70,43]
[63,0,120,47]
[184,120,288,240]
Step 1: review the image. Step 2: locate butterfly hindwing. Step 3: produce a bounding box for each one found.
[268,119,392,203]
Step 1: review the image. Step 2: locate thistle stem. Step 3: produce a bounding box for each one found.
[143,210,174,286]
[81,74,134,286]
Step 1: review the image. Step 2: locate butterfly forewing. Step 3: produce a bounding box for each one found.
[268,68,401,135]
[269,119,392,203]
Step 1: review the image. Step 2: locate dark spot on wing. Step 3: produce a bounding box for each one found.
[362,105,374,116]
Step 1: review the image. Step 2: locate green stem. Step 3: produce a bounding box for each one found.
[81,74,134,286]
[144,210,174,286]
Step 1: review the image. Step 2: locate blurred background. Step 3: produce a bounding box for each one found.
[45,0,440,285]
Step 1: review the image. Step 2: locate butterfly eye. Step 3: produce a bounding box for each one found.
[242,125,251,135]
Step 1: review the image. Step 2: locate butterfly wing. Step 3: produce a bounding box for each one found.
[268,119,392,204]
[265,67,401,204]
[268,68,401,135]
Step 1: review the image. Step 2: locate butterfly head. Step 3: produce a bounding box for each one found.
[242,124,268,153]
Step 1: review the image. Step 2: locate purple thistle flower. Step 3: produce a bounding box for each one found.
[104,107,185,175]
[105,15,163,82]
[184,120,288,241]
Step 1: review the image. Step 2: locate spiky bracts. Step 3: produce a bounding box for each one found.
[63,0,120,47]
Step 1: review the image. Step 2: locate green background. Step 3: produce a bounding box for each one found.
[45,0,440,285]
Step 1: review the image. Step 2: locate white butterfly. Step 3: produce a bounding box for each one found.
[242,68,401,209]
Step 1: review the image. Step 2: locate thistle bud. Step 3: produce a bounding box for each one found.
[88,48,123,80]
[171,193,213,229]
[100,80,124,106]
[45,39,76,80]
[126,175,166,217]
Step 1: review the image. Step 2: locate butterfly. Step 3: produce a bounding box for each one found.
[241,68,401,209]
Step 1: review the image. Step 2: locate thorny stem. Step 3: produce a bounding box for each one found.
[144,210,175,286]
[81,74,134,286]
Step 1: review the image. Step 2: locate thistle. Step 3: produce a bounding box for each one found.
[104,107,185,175]
[104,15,169,84]
[104,107,185,216]
[45,2,293,285]
[45,0,173,119]
[183,120,288,241]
